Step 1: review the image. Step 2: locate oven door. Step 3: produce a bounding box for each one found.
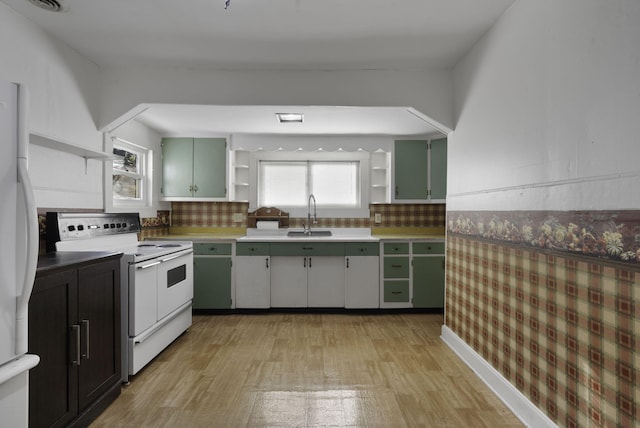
[157,249,194,321]
[129,259,159,336]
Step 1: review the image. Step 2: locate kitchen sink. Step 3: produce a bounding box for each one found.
[287,230,332,237]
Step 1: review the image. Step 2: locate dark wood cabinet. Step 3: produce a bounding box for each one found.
[29,253,122,428]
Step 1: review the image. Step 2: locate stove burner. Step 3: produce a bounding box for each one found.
[157,244,182,248]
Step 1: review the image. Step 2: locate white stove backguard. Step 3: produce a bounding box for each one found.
[55,233,139,253]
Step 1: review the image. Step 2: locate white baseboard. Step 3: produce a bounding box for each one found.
[440,325,557,428]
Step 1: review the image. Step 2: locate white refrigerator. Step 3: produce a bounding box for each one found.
[0,79,40,427]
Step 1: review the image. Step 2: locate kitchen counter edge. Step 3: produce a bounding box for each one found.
[37,251,123,274]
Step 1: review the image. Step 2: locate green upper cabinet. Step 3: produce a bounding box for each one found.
[393,138,447,202]
[429,138,447,200]
[394,140,429,200]
[161,137,227,199]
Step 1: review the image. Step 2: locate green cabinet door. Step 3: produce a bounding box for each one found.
[430,138,447,200]
[193,256,232,309]
[162,138,194,197]
[193,138,226,198]
[394,140,429,200]
[412,256,445,308]
[162,137,227,198]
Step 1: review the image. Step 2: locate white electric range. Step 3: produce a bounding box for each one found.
[46,212,193,383]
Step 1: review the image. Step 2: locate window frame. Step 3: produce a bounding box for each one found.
[249,150,370,218]
[108,136,153,211]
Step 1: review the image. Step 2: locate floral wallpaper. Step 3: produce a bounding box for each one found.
[448,210,640,264]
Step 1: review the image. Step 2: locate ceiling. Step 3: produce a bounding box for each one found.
[2,0,516,136]
[133,105,447,137]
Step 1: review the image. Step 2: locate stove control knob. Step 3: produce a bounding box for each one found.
[68,225,76,231]
[77,225,84,231]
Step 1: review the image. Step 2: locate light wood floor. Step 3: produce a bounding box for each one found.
[90,313,523,427]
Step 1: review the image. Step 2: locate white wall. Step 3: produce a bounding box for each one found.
[105,119,170,218]
[99,66,455,133]
[0,3,103,209]
[448,0,640,211]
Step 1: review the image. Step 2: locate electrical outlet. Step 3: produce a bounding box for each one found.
[374,213,382,224]
[233,213,243,223]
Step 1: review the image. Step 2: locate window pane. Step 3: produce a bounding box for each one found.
[310,162,359,206]
[113,148,139,174]
[113,174,141,199]
[259,161,307,206]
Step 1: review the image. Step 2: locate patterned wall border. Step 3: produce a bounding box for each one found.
[448,210,640,265]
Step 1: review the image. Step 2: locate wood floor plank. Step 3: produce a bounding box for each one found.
[90,314,523,428]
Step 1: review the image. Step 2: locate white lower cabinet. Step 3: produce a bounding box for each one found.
[235,243,271,308]
[345,256,379,308]
[236,240,384,309]
[270,256,308,307]
[235,256,270,308]
[345,242,380,308]
[307,256,345,307]
[270,256,346,307]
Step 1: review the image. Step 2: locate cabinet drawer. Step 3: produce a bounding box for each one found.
[193,242,232,255]
[270,242,345,256]
[236,242,270,256]
[412,242,445,254]
[383,281,410,302]
[345,242,379,256]
[383,242,409,255]
[383,257,410,278]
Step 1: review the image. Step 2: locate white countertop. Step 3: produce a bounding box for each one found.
[237,228,378,242]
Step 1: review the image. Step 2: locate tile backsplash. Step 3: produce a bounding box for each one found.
[170,202,446,229]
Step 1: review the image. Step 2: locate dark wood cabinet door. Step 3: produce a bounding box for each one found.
[77,259,121,411]
[29,270,79,428]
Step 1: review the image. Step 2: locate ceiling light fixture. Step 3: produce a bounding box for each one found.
[25,0,64,12]
[276,113,304,123]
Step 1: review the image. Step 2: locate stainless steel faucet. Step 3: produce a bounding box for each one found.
[304,194,317,234]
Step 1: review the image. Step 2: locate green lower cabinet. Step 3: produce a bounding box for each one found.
[412,256,445,308]
[193,256,232,309]
[383,281,410,302]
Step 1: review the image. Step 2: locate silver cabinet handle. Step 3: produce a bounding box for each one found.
[81,320,90,360]
[193,184,199,193]
[71,325,81,366]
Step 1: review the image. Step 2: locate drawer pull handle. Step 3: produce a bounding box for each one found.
[266,258,269,268]
[346,257,349,268]
[302,247,313,250]
[391,264,403,268]
[391,291,402,295]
